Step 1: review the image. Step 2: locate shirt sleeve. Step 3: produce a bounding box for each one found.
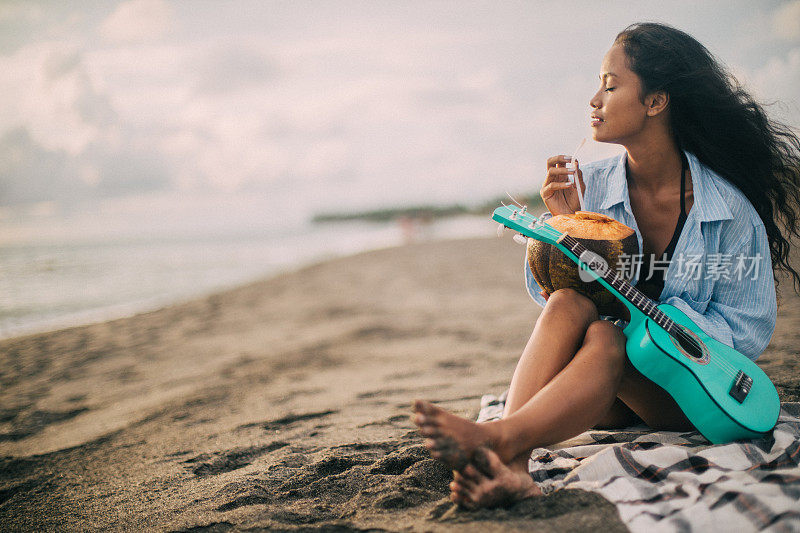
[660,223,777,361]
[523,211,553,309]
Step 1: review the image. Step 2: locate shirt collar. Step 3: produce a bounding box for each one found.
[599,150,733,222]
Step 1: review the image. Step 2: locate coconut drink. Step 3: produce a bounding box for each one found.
[527,211,639,317]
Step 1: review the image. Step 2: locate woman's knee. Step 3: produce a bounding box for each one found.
[545,289,598,321]
[582,320,627,364]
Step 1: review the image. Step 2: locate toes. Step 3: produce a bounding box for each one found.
[460,494,478,509]
[465,486,492,508]
[425,437,455,452]
[454,493,476,509]
[413,411,442,439]
[462,463,487,484]
[450,489,474,509]
[453,471,476,491]
[412,399,431,414]
[413,399,440,417]
[418,425,441,438]
[412,405,441,432]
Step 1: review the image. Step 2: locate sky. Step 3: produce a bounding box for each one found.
[1,0,799,242]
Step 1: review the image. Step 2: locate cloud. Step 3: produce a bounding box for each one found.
[750,47,800,123]
[0,123,172,206]
[99,0,172,44]
[0,37,174,205]
[2,0,798,215]
[0,2,43,25]
[0,127,83,205]
[193,45,279,95]
[773,0,800,41]
[0,41,103,155]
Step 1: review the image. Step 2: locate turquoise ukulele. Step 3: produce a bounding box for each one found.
[493,205,780,444]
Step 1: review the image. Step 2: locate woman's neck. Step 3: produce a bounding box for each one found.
[624,134,683,194]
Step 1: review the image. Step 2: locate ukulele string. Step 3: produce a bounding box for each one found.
[513,211,739,378]
[505,192,525,208]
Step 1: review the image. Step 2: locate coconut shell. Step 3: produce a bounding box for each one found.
[527,211,638,317]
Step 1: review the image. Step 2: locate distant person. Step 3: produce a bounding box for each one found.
[399,215,417,244]
[412,22,800,507]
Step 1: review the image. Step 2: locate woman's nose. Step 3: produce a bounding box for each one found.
[589,92,601,109]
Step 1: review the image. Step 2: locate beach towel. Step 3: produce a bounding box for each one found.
[477,393,800,532]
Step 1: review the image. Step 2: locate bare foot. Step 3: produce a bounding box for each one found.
[411,399,500,470]
[449,447,542,508]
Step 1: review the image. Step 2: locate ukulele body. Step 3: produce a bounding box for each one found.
[623,304,780,443]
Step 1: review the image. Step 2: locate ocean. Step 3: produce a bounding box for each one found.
[0,211,495,339]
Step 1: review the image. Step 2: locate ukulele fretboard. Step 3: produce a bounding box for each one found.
[558,234,678,333]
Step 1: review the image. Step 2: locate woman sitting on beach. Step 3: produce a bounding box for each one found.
[413,22,800,508]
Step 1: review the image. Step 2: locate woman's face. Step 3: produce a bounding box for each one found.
[589,44,650,144]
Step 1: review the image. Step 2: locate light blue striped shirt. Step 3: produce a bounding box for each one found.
[525,151,777,361]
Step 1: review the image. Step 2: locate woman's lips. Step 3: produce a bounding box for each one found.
[591,116,604,127]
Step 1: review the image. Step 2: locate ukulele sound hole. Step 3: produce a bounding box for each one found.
[678,334,703,358]
[669,325,709,363]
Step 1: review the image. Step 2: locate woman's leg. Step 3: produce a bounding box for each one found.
[448,340,695,509]
[617,358,694,431]
[502,287,689,432]
[594,398,642,429]
[503,288,599,417]
[414,318,628,466]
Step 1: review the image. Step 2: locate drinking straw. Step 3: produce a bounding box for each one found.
[568,138,586,211]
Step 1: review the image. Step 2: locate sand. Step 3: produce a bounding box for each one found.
[2,236,798,532]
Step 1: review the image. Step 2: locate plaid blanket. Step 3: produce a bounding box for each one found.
[477,393,800,532]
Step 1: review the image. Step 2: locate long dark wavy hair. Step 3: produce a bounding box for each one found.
[615,22,800,294]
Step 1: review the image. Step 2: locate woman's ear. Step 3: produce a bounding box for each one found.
[645,91,669,117]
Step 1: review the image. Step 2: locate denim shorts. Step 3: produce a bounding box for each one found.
[600,315,629,330]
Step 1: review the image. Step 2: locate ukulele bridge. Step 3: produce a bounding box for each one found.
[729,370,753,403]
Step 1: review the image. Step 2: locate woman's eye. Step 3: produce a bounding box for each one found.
[605,87,615,92]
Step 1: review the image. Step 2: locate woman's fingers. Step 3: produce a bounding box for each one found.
[545,166,576,183]
[546,154,573,168]
[545,161,576,179]
[540,180,575,199]
[542,154,580,215]
[543,157,578,195]
[540,290,550,301]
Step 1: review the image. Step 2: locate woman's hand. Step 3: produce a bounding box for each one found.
[540,155,586,216]
[540,290,550,301]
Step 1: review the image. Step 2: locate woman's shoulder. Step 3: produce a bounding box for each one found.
[692,154,765,231]
[689,154,768,255]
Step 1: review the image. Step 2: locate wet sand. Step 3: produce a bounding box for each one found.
[2,236,798,532]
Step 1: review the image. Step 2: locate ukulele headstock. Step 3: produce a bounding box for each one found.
[492,205,563,245]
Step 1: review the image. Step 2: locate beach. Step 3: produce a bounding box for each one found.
[2,236,798,532]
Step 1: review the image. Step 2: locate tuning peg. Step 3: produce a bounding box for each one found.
[513,233,527,245]
[497,223,506,237]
